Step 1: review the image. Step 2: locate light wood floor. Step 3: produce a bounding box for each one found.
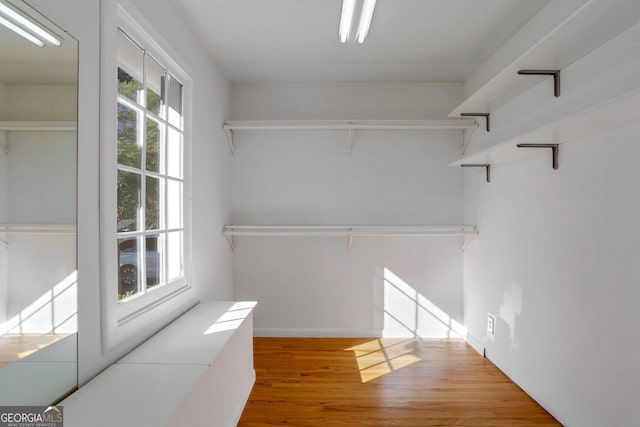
[0,333,67,367]
[239,338,560,426]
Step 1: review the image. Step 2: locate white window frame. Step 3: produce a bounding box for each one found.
[116,29,187,302]
[100,2,195,351]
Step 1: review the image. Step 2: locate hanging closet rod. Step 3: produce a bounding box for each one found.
[223,225,477,237]
[0,224,76,234]
[0,121,77,131]
[223,119,478,131]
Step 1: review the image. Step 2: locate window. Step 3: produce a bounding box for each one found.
[116,29,186,302]
[100,3,195,352]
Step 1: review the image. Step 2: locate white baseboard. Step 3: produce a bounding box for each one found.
[254,328,380,338]
[230,369,256,426]
[464,332,485,357]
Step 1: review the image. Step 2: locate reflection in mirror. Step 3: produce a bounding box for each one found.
[0,0,77,404]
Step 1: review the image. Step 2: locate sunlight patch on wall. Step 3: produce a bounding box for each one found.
[0,271,77,334]
[382,267,466,339]
[204,301,256,335]
[499,281,523,342]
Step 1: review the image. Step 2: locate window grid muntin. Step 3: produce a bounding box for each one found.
[117,28,184,303]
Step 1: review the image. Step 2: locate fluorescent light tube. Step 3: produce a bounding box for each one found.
[0,14,44,46]
[0,1,61,46]
[339,0,355,43]
[356,0,376,43]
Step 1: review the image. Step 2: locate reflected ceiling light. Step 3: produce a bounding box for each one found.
[339,0,376,44]
[339,0,355,43]
[0,14,43,46]
[0,1,61,47]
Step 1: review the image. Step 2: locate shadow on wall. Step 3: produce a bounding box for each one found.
[379,267,466,339]
[346,268,468,383]
[0,271,77,335]
[488,281,522,350]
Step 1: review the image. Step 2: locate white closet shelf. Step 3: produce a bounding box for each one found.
[0,224,76,234]
[449,0,640,118]
[222,225,477,252]
[0,121,77,131]
[222,119,477,154]
[223,119,477,131]
[223,225,477,236]
[451,84,640,169]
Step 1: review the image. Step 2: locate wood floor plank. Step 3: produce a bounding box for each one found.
[239,338,560,426]
[0,333,67,367]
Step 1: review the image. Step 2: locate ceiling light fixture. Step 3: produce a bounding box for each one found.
[0,1,61,47]
[339,0,377,44]
[0,14,43,46]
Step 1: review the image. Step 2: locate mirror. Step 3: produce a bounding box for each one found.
[0,0,77,404]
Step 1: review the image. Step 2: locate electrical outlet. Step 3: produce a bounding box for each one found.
[487,313,496,335]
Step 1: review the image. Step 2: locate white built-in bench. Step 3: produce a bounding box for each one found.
[61,301,256,427]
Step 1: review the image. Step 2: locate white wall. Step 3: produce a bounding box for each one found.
[0,132,5,226]
[4,130,76,333]
[4,85,77,121]
[7,130,76,224]
[231,83,466,336]
[0,85,8,323]
[124,0,234,303]
[231,82,461,120]
[27,0,232,385]
[463,123,640,426]
[5,235,76,333]
[0,83,6,119]
[0,130,6,325]
[1,83,77,334]
[0,240,7,325]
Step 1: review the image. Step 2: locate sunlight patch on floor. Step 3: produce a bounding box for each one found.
[346,338,421,382]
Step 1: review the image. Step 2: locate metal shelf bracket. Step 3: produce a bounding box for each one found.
[224,128,235,155]
[517,70,561,97]
[462,233,475,251]
[460,113,490,132]
[225,235,236,252]
[516,143,559,169]
[461,125,477,155]
[347,124,356,154]
[0,131,7,155]
[461,164,491,183]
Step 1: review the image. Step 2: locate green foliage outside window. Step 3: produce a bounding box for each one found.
[117,67,160,233]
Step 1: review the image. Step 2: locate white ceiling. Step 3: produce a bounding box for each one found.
[173,0,549,83]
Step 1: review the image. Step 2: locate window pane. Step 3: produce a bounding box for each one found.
[118,237,141,300]
[167,74,183,129]
[116,29,187,303]
[146,176,161,230]
[117,170,141,232]
[146,234,163,289]
[118,30,143,105]
[118,102,141,168]
[167,231,183,282]
[167,180,182,229]
[167,128,182,178]
[146,118,162,173]
[146,55,165,116]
